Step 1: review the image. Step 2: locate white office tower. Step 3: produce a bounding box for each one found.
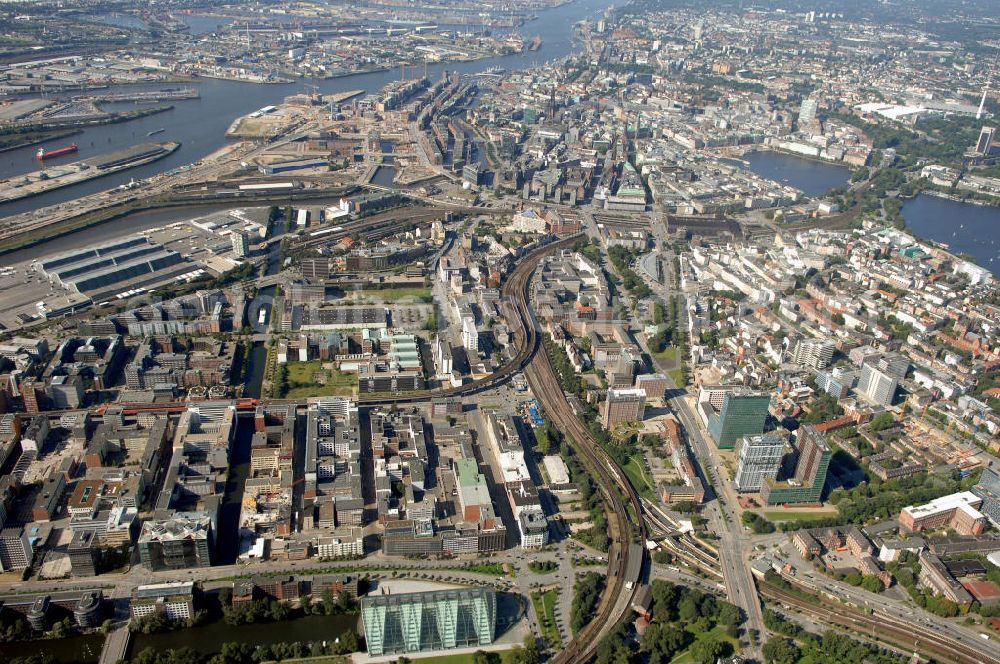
[734,434,786,492]
[434,336,453,376]
[859,364,898,407]
[462,316,478,353]
[792,338,835,369]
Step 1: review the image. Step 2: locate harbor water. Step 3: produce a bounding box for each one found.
[0,0,613,217]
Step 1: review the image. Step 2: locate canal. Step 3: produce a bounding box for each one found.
[0,0,614,216]
[902,193,1000,277]
[0,632,104,663]
[128,613,360,659]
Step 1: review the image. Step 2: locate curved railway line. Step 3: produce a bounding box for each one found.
[506,248,647,662]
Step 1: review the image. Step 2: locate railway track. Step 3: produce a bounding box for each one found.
[500,245,646,661]
[355,234,585,406]
[762,581,1000,664]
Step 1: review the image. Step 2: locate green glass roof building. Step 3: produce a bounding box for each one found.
[361,586,497,656]
[707,391,770,449]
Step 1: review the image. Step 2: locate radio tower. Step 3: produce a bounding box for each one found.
[979,54,999,121]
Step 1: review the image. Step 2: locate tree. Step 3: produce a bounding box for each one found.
[763,636,800,664]
[473,651,501,664]
[716,600,742,628]
[690,637,730,664]
[678,596,700,622]
[332,630,358,654]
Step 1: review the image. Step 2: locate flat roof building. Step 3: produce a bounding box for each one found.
[900,492,987,537]
[361,587,496,656]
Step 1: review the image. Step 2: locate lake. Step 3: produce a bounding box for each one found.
[902,193,1000,277]
[743,150,852,198]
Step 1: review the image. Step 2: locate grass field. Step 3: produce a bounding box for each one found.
[652,345,679,364]
[283,361,356,398]
[622,455,656,499]
[531,588,562,648]
[763,509,839,522]
[669,367,685,387]
[352,286,432,302]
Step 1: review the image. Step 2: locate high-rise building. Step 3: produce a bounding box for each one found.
[859,364,898,407]
[602,388,646,429]
[972,466,1000,527]
[734,434,786,492]
[794,425,832,486]
[47,375,84,409]
[231,230,250,258]
[462,316,478,353]
[20,380,46,414]
[762,425,833,506]
[703,389,770,449]
[798,98,818,126]
[976,126,995,155]
[792,338,835,369]
[361,587,496,656]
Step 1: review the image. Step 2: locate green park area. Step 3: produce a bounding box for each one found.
[622,454,656,499]
[351,286,433,302]
[276,361,356,398]
[763,508,839,524]
[669,625,740,664]
[530,588,562,648]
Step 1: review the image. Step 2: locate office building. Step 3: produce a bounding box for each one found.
[701,388,770,449]
[462,317,478,353]
[0,527,32,571]
[635,373,670,400]
[733,434,786,492]
[762,425,832,506]
[601,388,646,429]
[68,529,100,577]
[977,126,995,155]
[74,591,104,628]
[231,230,250,258]
[973,466,1000,527]
[138,513,213,571]
[815,367,858,399]
[361,587,496,656]
[900,492,988,536]
[859,364,898,407]
[131,582,196,622]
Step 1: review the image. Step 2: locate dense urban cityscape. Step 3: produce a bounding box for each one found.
[0,0,998,663]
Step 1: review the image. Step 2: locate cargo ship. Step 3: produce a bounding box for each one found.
[527,35,542,51]
[36,144,78,160]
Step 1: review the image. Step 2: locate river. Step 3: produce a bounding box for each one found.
[0,0,611,217]
[902,193,1000,277]
[742,150,851,198]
